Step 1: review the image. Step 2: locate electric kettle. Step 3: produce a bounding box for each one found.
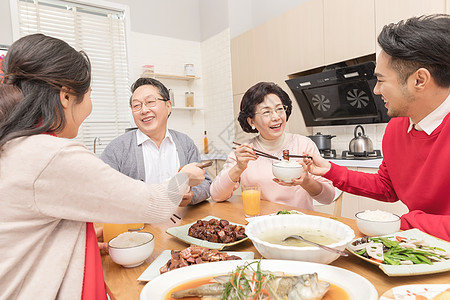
[349,125,373,154]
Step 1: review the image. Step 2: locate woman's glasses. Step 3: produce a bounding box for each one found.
[254,105,288,118]
[130,96,169,112]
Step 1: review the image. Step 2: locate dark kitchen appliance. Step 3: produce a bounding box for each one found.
[320,149,337,159]
[285,61,390,127]
[307,132,336,150]
[341,150,383,160]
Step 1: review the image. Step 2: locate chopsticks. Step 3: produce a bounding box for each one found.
[170,213,181,224]
[233,141,281,161]
[287,154,313,159]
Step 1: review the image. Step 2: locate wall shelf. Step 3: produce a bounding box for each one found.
[172,107,203,110]
[141,72,200,81]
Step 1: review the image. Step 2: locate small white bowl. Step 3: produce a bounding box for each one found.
[272,160,303,182]
[245,214,355,264]
[108,232,155,268]
[355,210,401,236]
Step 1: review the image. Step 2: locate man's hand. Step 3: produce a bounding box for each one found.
[179,188,194,207]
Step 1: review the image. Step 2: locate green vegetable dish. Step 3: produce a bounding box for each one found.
[349,235,450,265]
[276,210,301,215]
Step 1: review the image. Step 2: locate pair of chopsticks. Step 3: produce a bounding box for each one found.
[233,141,281,161]
[286,154,313,159]
[170,213,181,224]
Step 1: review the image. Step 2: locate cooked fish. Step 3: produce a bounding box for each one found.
[171,272,329,299]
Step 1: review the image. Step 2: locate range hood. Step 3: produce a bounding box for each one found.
[285,60,390,127]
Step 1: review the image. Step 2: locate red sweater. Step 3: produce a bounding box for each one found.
[325,113,450,241]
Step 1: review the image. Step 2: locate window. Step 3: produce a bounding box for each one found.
[10,0,132,154]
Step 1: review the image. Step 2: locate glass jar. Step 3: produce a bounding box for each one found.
[185,92,194,107]
[184,64,195,77]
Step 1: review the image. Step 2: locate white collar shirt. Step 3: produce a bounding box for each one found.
[407,94,450,134]
[136,129,180,184]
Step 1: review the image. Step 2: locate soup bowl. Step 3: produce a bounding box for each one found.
[272,160,303,182]
[108,231,155,268]
[245,214,354,264]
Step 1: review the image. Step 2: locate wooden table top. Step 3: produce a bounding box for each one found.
[102,196,450,300]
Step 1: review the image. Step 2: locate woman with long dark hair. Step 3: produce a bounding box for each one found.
[0,34,205,299]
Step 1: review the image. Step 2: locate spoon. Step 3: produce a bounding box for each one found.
[282,235,348,257]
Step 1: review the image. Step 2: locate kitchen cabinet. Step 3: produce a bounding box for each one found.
[323,0,376,65]
[375,0,446,45]
[281,0,324,75]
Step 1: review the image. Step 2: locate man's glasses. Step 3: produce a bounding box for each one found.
[254,105,288,118]
[130,96,169,112]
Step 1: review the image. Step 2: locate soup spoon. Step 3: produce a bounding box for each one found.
[282,235,348,257]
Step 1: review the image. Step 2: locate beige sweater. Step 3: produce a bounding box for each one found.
[0,135,189,299]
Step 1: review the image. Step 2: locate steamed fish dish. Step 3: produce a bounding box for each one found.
[171,261,330,299]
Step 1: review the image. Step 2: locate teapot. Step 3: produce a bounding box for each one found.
[349,125,373,154]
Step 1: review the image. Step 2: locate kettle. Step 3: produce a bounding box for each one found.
[349,125,373,154]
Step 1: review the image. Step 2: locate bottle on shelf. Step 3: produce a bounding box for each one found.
[204,131,209,154]
[169,88,175,106]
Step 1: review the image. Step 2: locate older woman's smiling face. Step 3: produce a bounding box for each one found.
[248,93,287,140]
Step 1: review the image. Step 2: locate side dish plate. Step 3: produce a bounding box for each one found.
[346,228,450,276]
[137,250,254,281]
[166,216,249,250]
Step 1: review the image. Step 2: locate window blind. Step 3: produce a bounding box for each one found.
[14,0,131,154]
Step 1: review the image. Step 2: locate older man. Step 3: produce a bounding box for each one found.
[101,77,211,206]
[307,14,450,241]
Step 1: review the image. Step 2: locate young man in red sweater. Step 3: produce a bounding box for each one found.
[307,14,450,241]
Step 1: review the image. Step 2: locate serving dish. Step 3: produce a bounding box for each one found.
[140,259,378,300]
[137,250,254,281]
[347,228,450,276]
[380,284,450,300]
[165,216,248,250]
[245,209,304,223]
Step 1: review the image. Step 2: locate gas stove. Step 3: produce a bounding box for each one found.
[341,150,383,160]
[319,149,337,159]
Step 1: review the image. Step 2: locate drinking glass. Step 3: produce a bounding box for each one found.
[241,185,261,217]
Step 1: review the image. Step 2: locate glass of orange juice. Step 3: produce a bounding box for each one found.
[127,223,145,231]
[241,185,261,217]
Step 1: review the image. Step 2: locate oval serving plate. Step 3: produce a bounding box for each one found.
[346,228,450,276]
[166,216,248,250]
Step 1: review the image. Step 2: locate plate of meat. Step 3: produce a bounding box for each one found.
[137,245,254,281]
[166,216,248,250]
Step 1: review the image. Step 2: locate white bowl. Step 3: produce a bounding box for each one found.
[108,232,155,268]
[355,210,401,236]
[245,214,355,264]
[272,160,303,182]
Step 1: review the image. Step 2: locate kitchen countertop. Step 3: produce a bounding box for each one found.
[329,158,382,168]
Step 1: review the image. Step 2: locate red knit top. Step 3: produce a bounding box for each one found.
[325,114,450,241]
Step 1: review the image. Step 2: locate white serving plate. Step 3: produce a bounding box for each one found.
[140,259,378,300]
[347,228,450,276]
[166,215,248,250]
[379,284,450,299]
[137,250,254,281]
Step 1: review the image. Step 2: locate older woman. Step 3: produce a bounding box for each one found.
[0,34,204,299]
[210,82,334,209]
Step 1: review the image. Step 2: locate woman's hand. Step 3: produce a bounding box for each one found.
[95,226,108,253]
[229,143,258,182]
[179,163,205,186]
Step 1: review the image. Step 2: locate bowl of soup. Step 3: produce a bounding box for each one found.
[245,214,355,264]
[272,160,303,182]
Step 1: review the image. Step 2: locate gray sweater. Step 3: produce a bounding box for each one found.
[101,129,211,205]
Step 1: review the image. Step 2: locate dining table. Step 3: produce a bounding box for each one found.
[101,195,450,300]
